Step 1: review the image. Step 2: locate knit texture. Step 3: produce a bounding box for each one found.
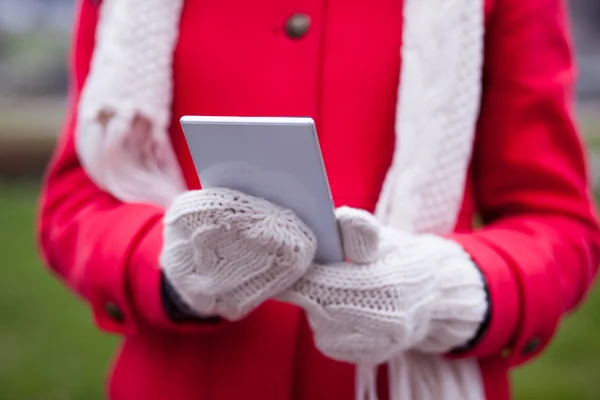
[376,0,484,236]
[372,0,486,397]
[76,0,186,206]
[75,0,487,398]
[281,207,487,399]
[161,188,317,321]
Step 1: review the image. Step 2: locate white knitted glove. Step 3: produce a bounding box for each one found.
[160,188,317,321]
[280,207,487,365]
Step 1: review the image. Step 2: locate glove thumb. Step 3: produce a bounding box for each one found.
[335,206,380,264]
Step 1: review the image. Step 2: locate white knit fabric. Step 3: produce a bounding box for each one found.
[283,207,487,361]
[161,188,317,320]
[76,0,186,206]
[376,0,484,235]
[76,0,487,399]
[371,0,486,397]
[281,207,487,400]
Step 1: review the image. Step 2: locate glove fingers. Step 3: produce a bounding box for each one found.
[190,224,273,292]
[165,188,281,227]
[168,188,317,267]
[335,207,380,264]
[162,188,318,319]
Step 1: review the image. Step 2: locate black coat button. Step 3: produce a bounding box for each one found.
[521,337,541,356]
[105,302,125,323]
[285,13,311,40]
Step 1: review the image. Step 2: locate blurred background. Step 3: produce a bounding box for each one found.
[1,1,600,399]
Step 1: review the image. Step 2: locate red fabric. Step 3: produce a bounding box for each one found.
[36,0,600,399]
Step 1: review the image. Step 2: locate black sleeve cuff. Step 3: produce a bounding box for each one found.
[160,270,222,324]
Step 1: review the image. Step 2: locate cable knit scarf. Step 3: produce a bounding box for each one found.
[76,0,485,399]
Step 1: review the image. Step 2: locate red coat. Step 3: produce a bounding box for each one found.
[38,0,600,399]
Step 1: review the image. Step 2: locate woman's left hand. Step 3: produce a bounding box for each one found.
[280,207,488,365]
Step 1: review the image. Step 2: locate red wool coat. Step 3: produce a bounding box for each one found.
[38,0,600,399]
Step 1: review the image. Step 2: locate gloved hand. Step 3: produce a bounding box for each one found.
[280,207,488,366]
[160,188,317,321]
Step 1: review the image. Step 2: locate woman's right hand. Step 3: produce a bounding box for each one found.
[160,188,317,321]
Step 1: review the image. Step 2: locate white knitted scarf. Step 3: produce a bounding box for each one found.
[76,0,485,399]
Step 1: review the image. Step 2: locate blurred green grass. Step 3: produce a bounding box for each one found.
[0,180,599,399]
[0,181,117,400]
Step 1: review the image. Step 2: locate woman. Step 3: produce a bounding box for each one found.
[37,0,600,399]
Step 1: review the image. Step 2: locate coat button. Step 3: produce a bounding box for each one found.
[285,13,311,40]
[521,337,541,356]
[105,302,125,323]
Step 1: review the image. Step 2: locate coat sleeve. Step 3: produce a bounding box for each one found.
[37,0,228,336]
[448,0,600,366]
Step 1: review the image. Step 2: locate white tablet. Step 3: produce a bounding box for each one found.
[180,116,344,264]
